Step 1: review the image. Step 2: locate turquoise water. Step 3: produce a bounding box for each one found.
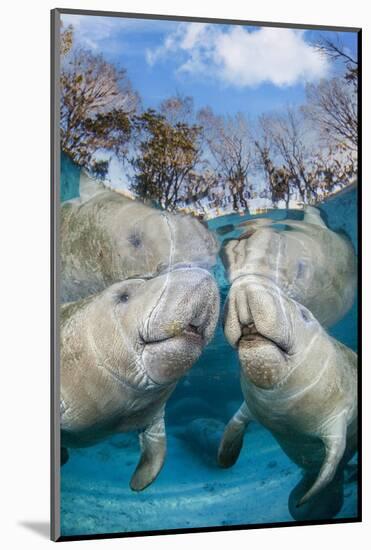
[60,152,81,202]
[60,186,358,537]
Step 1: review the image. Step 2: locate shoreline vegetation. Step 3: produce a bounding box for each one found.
[63,160,356,220]
[60,21,358,219]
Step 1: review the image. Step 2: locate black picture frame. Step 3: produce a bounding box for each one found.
[51,8,362,542]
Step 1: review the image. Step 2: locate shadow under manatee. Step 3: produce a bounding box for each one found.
[180,417,225,467]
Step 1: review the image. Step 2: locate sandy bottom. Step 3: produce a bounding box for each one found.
[61,405,358,537]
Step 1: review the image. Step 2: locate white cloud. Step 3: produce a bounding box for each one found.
[61,14,121,50]
[147,23,330,88]
[61,14,178,52]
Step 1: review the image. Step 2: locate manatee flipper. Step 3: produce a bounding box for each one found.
[61,447,69,466]
[217,402,251,468]
[130,411,166,492]
[298,412,347,506]
[289,470,344,521]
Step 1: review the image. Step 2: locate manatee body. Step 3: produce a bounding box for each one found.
[61,267,220,490]
[61,178,219,302]
[218,276,357,519]
[221,206,356,327]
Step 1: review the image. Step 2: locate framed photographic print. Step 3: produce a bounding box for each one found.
[51,8,361,541]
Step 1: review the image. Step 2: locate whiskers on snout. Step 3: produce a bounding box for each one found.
[241,322,259,339]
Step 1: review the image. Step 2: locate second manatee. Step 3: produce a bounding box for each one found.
[61,176,219,302]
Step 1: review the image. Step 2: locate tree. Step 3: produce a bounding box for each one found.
[254,107,355,207]
[255,109,315,205]
[303,78,357,151]
[130,109,204,210]
[303,36,358,151]
[159,94,194,126]
[60,26,140,170]
[314,35,358,84]
[180,169,220,213]
[198,108,254,211]
[61,23,73,57]
[254,137,293,208]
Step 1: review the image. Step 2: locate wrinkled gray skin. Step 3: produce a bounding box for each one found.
[218,207,357,518]
[222,207,356,327]
[218,276,357,518]
[61,180,219,303]
[61,267,220,491]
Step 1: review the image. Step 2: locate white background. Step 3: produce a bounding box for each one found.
[1,0,369,548]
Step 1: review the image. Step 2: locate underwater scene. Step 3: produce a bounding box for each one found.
[56,11,359,540]
[60,184,358,537]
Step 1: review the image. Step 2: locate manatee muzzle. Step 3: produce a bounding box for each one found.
[143,319,206,346]
[239,322,288,353]
[140,268,219,385]
[225,275,292,348]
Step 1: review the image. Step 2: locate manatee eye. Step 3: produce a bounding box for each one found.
[128,232,142,248]
[119,293,129,304]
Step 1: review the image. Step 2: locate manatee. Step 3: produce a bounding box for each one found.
[61,267,219,491]
[218,276,357,519]
[61,174,219,302]
[221,206,356,327]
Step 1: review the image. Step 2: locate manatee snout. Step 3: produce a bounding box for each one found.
[143,268,219,342]
[141,268,220,384]
[223,276,295,388]
[224,276,292,350]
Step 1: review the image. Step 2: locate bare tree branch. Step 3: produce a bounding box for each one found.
[198,108,254,211]
[60,42,140,170]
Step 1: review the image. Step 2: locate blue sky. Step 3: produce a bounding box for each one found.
[61,13,358,119]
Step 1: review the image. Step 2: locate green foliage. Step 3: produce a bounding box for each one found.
[130,110,203,210]
[90,159,110,179]
[61,23,73,57]
[60,33,139,171]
